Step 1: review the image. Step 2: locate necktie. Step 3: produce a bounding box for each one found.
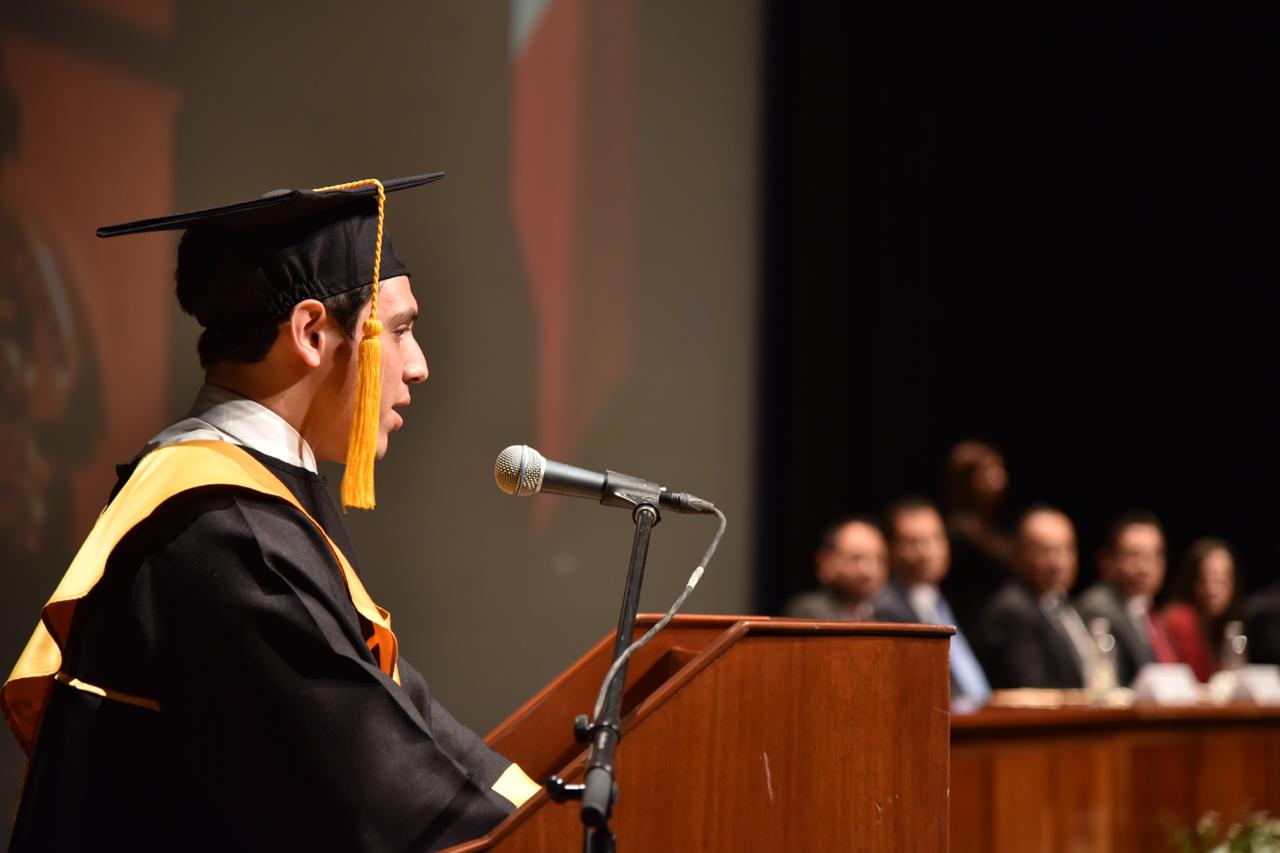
[1049,601,1093,685]
[1145,612,1179,663]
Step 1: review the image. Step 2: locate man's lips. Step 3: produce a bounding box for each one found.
[389,399,410,430]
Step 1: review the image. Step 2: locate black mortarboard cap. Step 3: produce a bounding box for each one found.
[97,172,443,325]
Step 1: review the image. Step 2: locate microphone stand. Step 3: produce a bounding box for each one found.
[547,473,663,853]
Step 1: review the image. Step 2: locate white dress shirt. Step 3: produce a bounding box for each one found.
[145,384,318,473]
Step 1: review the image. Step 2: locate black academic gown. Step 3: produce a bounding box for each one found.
[10,448,514,853]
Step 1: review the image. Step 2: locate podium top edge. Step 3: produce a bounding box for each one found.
[632,613,955,639]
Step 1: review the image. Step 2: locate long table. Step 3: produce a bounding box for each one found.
[950,705,1280,852]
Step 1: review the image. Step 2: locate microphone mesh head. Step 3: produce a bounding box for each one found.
[494,445,545,496]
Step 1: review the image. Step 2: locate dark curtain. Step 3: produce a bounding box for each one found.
[759,1,1280,611]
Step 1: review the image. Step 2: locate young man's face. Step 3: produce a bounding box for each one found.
[365,275,428,459]
[316,275,428,462]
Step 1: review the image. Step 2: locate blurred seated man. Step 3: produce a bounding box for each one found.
[978,507,1092,689]
[784,515,889,621]
[877,497,991,707]
[1076,510,1177,685]
[1244,580,1280,665]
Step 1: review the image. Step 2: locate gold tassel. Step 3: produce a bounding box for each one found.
[313,177,387,510]
[341,315,383,509]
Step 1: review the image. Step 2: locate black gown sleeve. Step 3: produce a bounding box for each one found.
[130,488,514,853]
[396,658,514,789]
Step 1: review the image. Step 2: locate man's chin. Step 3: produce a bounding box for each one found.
[377,411,403,460]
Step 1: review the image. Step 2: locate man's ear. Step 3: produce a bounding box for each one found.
[285,299,329,368]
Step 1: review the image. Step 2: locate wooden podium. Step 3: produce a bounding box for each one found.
[443,616,953,852]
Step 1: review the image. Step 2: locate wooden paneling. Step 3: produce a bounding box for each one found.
[952,706,1280,852]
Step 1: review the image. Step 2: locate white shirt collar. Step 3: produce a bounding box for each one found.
[1039,590,1063,611]
[1125,594,1152,621]
[907,583,940,619]
[843,599,876,622]
[145,384,318,473]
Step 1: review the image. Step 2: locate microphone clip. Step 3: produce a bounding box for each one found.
[602,470,663,525]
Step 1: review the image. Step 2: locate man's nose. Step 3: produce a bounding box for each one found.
[406,345,429,384]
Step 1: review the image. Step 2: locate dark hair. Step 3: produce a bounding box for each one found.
[817,514,884,551]
[1101,509,1163,552]
[942,439,1005,509]
[1169,537,1238,604]
[175,229,372,367]
[1169,536,1241,644]
[321,285,374,338]
[884,495,940,539]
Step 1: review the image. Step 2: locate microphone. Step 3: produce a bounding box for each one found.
[494,445,716,514]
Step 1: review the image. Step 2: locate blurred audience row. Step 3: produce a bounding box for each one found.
[783,441,1280,703]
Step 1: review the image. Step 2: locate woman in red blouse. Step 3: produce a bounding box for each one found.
[1161,538,1241,682]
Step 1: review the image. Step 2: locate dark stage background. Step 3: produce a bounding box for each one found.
[761,2,1280,610]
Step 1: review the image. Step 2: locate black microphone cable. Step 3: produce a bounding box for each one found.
[591,505,728,722]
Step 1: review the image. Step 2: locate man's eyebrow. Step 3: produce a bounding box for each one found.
[385,309,418,327]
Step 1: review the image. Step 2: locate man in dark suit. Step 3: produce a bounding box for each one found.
[1244,581,1280,665]
[784,515,890,621]
[877,497,991,708]
[978,507,1094,689]
[1076,511,1176,685]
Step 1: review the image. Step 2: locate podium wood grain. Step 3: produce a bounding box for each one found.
[446,616,953,852]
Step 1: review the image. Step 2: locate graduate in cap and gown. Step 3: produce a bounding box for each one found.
[1,174,539,852]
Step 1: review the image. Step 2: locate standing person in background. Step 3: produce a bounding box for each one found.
[784,515,889,621]
[1077,511,1176,686]
[1161,538,1241,681]
[941,440,1014,637]
[878,497,991,709]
